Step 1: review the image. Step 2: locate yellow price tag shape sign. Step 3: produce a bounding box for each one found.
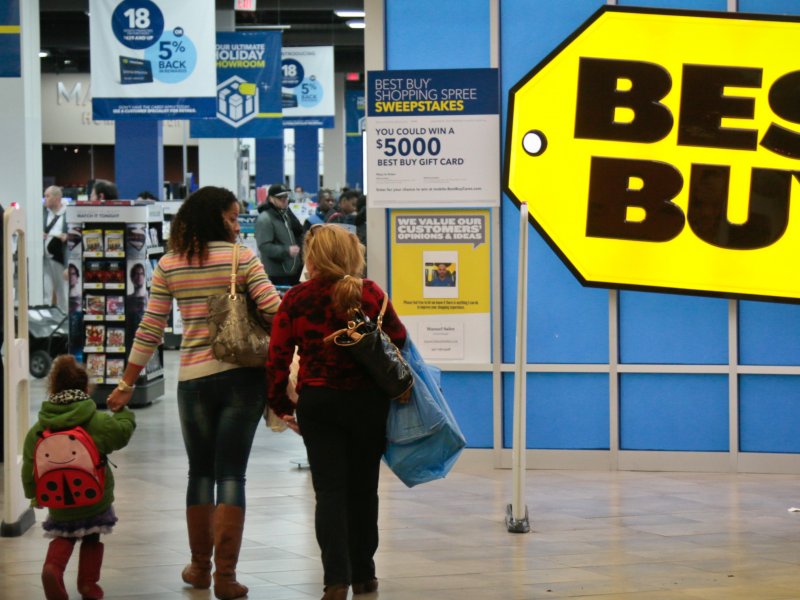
[505,7,800,302]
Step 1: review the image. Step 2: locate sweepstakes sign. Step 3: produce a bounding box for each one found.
[281,46,335,128]
[191,31,282,138]
[366,68,500,208]
[90,0,216,119]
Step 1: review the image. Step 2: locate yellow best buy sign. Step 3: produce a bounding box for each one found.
[505,7,800,302]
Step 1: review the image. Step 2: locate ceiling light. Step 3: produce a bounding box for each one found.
[346,19,365,29]
[39,50,49,58]
[335,10,365,18]
[236,24,291,30]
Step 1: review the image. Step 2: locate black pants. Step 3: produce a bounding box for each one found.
[297,386,389,586]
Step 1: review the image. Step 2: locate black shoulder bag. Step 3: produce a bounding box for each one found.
[45,214,66,265]
[324,294,413,400]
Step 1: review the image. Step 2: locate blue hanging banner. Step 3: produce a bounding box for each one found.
[90,0,217,119]
[0,0,21,78]
[191,31,283,138]
[345,89,364,189]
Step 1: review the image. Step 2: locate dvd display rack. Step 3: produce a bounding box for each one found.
[65,202,165,407]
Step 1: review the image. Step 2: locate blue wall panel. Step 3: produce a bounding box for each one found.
[501,0,608,365]
[620,374,728,451]
[503,373,609,450]
[619,293,728,364]
[740,376,800,453]
[739,302,800,366]
[115,120,163,200]
[739,0,800,15]
[385,0,493,448]
[441,372,493,448]
[386,0,490,69]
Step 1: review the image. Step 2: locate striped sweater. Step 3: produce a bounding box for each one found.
[128,241,281,381]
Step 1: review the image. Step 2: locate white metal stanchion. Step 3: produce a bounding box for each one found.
[1,206,35,536]
[506,203,530,533]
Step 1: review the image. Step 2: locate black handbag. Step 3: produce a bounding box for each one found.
[207,244,271,367]
[45,214,66,265]
[324,294,413,400]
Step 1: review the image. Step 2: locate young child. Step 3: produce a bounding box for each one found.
[22,355,136,600]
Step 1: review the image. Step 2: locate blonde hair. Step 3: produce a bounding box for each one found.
[304,224,365,314]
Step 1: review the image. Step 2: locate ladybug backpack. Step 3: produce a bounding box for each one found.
[33,426,106,509]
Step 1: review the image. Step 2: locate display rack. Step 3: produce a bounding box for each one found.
[66,202,165,407]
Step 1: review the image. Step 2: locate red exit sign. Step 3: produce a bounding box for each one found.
[235,0,256,11]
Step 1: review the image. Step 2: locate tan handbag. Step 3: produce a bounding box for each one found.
[207,244,270,367]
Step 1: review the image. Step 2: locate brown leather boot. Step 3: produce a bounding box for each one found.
[76,538,104,599]
[212,504,248,600]
[321,583,349,600]
[182,504,214,589]
[42,537,76,600]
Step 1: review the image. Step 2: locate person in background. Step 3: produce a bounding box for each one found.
[136,191,157,201]
[43,185,68,311]
[255,183,304,286]
[22,355,136,600]
[303,188,335,234]
[428,262,456,287]
[326,190,359,234]
[107,187,281,600]
[89,180,118,202]
[294,185,308,201]
[267,224,407,600]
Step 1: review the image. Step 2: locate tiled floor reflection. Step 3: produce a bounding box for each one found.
[3,350,800,598]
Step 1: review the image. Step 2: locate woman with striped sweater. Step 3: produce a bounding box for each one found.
[107,186,281,600]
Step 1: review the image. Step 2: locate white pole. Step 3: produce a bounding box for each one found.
[506,203,530,533]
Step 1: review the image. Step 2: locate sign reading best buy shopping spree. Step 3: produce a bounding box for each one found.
[505,7,800,302]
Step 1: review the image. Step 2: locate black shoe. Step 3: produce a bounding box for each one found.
[352,579,378,594]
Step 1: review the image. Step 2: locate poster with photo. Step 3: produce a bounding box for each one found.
[68,260,82,315]
[423,250,458,299]
[67,224,83,260]
[391,210,491,363]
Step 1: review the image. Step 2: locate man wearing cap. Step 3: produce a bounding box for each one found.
[255,183,304,286]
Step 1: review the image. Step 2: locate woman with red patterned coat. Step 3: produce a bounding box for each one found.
[267,224,407,600]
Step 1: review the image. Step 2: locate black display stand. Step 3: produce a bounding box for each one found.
[65,202,165,408]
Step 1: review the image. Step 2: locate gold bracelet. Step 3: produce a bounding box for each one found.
[116,380,135,393]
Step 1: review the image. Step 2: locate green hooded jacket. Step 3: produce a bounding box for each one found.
[22,395,136,522]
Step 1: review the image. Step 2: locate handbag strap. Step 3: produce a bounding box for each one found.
[375,293,389,327]
[323,293,390,344]
[229,244,240,297]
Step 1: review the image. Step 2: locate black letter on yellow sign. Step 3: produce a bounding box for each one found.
[688,165,795,250]
[574,58,672,143]
[678,65,760,150]
[586,157,684,242]
[762,71,800,159]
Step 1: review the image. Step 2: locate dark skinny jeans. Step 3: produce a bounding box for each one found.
[177,367,266,508]
[297,385,390,586]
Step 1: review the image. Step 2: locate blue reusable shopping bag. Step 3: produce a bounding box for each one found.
[384,339,467,487]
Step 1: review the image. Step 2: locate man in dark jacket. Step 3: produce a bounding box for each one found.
[255,184,304,286]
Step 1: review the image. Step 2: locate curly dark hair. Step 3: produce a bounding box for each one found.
[168,186,239,264]
[48,354,89,395]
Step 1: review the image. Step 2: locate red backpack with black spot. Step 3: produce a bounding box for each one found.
[33,426,106,509]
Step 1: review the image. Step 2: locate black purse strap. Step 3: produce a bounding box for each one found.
[44,213,60,234]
